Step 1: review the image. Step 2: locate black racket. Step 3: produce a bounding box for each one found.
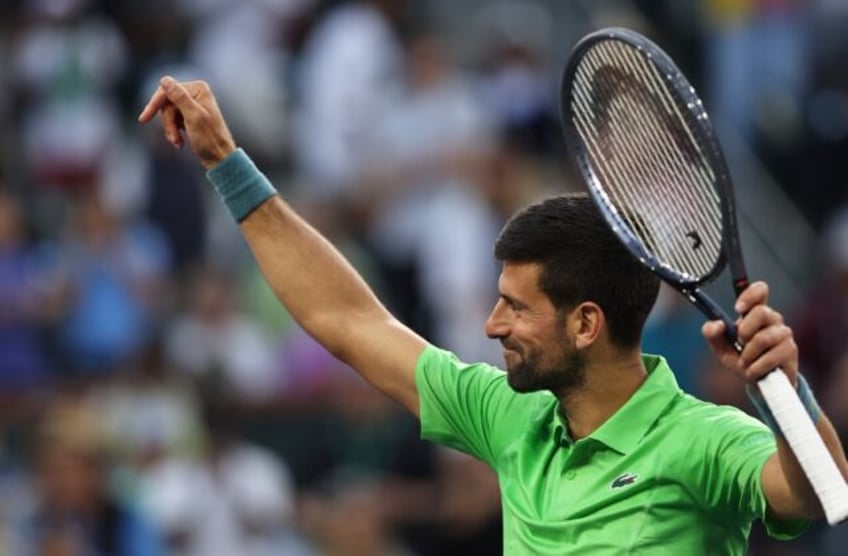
[560,27,848,524]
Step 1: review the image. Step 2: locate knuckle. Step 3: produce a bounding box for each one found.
[768,307,784,325]
[747,305,766,321]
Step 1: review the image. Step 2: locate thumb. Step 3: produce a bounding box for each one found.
[160,76,199,116]
[702,320,742,371]
[702,320,726,350]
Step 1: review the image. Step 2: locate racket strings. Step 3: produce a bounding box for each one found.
[572,84,661,254]
[571,80,717,277]
[573,62,708,272]
[594,44,719,225]
[573,64,721,278]
[575,45,721,278]
[614,44,725,256]
[569,40,724,281]
[578,51,717,276]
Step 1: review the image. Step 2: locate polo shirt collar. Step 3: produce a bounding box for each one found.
[552,354,680,454]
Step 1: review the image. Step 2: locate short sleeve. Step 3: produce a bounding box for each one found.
[696,407,808,539]
[415,346,546,467]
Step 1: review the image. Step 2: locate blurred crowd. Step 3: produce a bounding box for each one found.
[0,0,846,554]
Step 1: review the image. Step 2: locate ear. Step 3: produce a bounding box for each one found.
[566,301,605,349]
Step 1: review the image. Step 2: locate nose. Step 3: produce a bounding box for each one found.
[485,298,509,339]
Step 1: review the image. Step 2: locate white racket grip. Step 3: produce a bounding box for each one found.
[757,369,848,525]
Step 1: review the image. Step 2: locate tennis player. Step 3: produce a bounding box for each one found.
[139,77,848,554]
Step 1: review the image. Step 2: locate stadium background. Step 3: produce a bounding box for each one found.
[0,0,847,554]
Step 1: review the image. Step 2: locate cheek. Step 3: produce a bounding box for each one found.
[535,330,572,363]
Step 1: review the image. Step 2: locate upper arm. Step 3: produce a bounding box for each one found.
[237,195,430,417]
[335,311,430,417]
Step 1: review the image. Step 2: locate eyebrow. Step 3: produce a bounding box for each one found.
[500,293,527,310]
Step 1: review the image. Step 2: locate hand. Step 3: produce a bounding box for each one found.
[702,281,798,386]
[138,76,236,170]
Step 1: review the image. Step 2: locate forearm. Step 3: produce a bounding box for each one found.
[755,377,848,519]
[204,148,393,359]
[776,413,848,517]
[208,152,426,413]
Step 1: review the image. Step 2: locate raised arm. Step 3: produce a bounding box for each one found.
[139,77,428,415]
[702,281,848,520]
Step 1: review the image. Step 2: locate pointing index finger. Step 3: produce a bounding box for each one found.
[138,85,169,123]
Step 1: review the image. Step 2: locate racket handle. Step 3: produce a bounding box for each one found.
[757,369,848,525]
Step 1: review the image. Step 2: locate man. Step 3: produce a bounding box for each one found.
[138,76,848,554]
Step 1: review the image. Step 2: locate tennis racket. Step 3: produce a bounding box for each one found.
[560,27,848,525]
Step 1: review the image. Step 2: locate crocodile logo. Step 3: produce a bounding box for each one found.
[610,473,639,489]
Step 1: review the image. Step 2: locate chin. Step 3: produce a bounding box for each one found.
[506,369,544,393]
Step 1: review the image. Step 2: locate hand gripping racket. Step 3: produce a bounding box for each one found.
[560,27,848,525]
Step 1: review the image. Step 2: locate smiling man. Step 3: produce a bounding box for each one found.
[139,76,848,555]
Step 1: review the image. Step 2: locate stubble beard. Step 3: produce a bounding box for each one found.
[505,342,587,396]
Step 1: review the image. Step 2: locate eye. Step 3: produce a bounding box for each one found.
[508,299,526,313]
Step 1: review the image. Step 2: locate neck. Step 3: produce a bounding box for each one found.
[558,347,647,440]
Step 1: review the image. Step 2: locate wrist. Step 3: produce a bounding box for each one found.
[206,148,277,222]
[202,142,238,171]
[746,374,821,436]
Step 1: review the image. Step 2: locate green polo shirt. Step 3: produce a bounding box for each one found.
[416,346,806,554]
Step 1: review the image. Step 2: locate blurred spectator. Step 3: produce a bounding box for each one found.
[0,33,9,128]
[138,394,305,556]
[143,138,209,273]
[0,430,36,556]
[792,206,848,391]
[12,0,129,192]
[38,191,171,374]
[820,352,848,556]
[271,364,420,487]
[361,28,501,362]
[0,192,51,390]
[292,0,404,196]
[430,449,502,555]
[824,354,848,445]
[702,0,810,148]
[93,339,204,473]
[300,473,411,556]
[14,396,164,555]
[796,1,848,223]
[474,1,560,156]
[165,265,278,402]
[384,441,502,556]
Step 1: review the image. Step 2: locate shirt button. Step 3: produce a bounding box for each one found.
[565,470,576,479]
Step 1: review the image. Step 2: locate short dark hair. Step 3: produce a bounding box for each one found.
[494,193,660,348]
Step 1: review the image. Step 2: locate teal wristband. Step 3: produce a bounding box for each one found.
[746,374,820,436]
[795,374,821,423]
[206,148,277,222]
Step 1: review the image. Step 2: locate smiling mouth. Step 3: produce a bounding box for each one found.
[501,340,521,353]
[501,345,522,358]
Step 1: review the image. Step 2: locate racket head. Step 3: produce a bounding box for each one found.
[560,27,743,290]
